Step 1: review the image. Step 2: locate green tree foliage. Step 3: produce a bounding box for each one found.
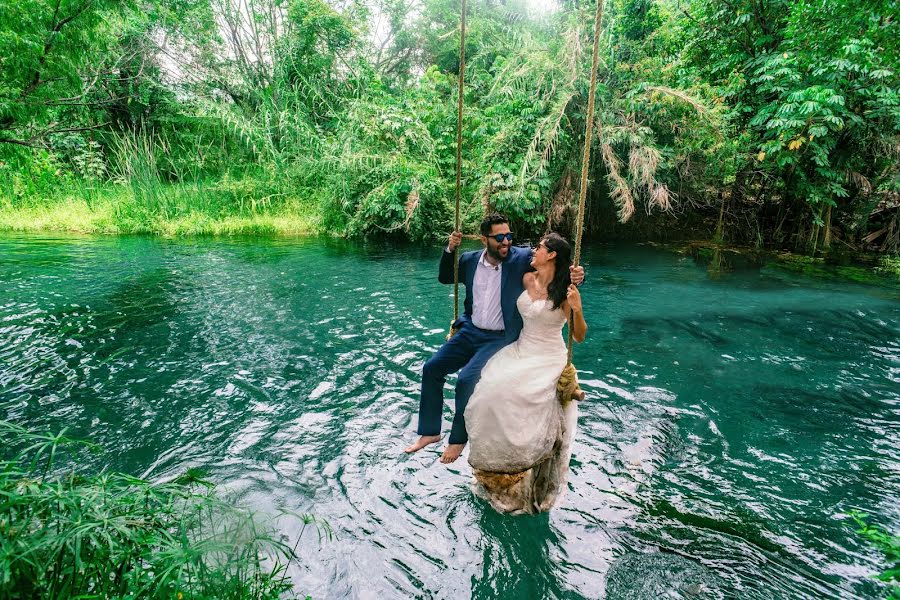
[0,0,121,145]
[1,0,897,249]
[0,0,211,144]
[678,0,899,249]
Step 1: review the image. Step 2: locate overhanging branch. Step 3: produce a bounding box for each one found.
[0,121,112,148]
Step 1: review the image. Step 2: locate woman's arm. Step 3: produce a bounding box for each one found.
[563,284,587,342]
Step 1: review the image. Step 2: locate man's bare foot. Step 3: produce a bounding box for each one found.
[440,443,466,464]
[404,435,441,454]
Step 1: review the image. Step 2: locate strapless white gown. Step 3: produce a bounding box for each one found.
[464,291,578,514]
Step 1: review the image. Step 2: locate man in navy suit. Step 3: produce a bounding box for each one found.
[404,213,584,463]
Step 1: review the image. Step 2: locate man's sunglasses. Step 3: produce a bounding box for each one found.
[489,233,514,243]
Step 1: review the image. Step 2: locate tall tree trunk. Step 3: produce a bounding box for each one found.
[809,208,821,255]
[773,200,789,246]
[823,204,833,250]
[714,193,726,244]
[723,165,750,244]
[880,211,898,253]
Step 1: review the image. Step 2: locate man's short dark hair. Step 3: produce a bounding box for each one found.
[480,213,509,236]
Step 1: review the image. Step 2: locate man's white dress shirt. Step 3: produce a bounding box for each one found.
[471,250,504,331]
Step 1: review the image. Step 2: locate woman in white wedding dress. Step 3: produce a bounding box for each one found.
[464,232,587,514]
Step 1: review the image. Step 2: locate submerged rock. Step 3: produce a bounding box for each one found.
[606,552,724,599]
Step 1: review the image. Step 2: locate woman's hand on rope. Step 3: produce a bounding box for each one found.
[569,265,585,286]
[447,231,462,252]
[566,284,583,313]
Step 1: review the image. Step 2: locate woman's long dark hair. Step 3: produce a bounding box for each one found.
[542,232,572,310]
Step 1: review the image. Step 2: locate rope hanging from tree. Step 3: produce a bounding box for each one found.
[448,0,467,341]
[461,0,605,513]
[448,0,605,405]
[556,0,605,404]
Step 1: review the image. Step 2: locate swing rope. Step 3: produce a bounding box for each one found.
[447,0,606,401]
[557,0,605,404]
[449,0,467,340]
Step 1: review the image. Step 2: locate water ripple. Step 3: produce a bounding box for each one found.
[1,234,898,598]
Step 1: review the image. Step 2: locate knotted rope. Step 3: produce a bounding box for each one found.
[556,0,605,404]
[471,0,605,505]
[445,0,605,390]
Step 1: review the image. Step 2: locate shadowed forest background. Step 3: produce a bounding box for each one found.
[0,0,898,252]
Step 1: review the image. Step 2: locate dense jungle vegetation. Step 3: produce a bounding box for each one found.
[0,0,897,251]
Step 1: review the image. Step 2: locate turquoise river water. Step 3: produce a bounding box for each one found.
[1,233,898,599]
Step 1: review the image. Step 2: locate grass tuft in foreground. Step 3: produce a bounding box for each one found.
[848,510,900,599]
[0,420,329,598]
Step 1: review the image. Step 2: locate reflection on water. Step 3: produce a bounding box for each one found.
[1,234,898,598]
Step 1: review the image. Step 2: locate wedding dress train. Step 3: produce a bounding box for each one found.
[464,291,578,514]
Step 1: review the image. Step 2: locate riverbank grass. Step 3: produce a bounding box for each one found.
[0,181,320,236]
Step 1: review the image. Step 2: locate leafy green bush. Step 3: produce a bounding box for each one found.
[0,146,73,204]
[875,256,900,278]
[849,510,900,599]
[0,421,328,598]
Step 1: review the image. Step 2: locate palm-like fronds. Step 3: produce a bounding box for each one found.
[601,142,635,222]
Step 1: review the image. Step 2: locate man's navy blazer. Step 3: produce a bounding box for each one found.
[438,246,534,343]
